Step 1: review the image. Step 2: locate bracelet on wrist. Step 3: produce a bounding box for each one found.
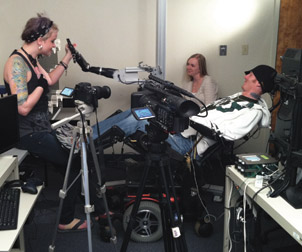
[59,61,68,70]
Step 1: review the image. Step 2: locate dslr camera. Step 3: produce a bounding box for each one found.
[61,82,111,109]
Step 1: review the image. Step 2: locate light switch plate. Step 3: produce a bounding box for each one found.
[220,45,227,56]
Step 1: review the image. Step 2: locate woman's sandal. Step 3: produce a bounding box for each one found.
[58,219,91,233]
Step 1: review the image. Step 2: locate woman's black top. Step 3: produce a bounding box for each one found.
[4,50,51,137]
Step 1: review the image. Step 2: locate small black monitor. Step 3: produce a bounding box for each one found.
[0,95,20,154]
[281,48,302,82]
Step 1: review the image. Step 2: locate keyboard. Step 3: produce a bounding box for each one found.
[0,187,20,230]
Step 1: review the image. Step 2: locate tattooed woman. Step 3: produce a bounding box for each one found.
[3,13,92,232]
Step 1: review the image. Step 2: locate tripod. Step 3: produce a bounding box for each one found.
[49,105,117,252]
[121,122,188,252]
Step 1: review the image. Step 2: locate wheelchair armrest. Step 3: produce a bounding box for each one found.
[190,120,221,141]
[190,120,235,155]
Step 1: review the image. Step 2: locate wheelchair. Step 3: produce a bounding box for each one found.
[92,115,235,242]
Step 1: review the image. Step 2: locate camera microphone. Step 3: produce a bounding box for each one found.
[149,74,195,98]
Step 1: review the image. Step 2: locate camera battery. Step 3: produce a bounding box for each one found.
[235,153,278,178]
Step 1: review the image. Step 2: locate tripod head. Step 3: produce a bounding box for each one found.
[142,120,177,156]
[51,100,94,130]
[74,100,94,116]
[145,120,168,142]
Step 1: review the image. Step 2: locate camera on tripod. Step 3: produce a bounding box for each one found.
[130,75,200,133]
[61,82,111,109]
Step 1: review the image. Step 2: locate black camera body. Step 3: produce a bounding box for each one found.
[73,82,111,108]
[131,79,199,133]
[271,75,302,153]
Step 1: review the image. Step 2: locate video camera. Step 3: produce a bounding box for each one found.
[61,82,111,109]
[274,74,302,97]
[131,74,200,134]
[271,73,302,153]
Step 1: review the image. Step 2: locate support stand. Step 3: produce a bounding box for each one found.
[121,123,187,252]
[49,115,117,252]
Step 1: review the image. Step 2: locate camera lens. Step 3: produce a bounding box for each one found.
[94,86,111,99]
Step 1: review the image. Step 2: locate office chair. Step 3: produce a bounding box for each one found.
[0,85,7,97]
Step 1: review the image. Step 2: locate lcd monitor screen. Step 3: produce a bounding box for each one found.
[0,95,20,154]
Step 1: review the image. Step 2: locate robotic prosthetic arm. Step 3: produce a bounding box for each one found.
[67,38,117,77]
[67,39,160,84]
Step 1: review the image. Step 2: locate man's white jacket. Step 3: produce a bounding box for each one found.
[181,92,271,155]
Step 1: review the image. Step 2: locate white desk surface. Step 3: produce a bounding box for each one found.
[0,187,42,252]
[226,165,302,246]
[0,148,29,165]
[0,156,19,186]
[0,156,42,252]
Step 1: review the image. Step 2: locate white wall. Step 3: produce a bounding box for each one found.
[165,0,280,153]
[0,0,280,153]
[0,0,157,119]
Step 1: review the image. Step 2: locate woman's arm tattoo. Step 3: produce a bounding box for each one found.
[11,57,29,105]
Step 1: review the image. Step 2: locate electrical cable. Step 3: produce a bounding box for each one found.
[251,169,285,204]
[116,74,145,85]
[191,157,216,221]
[189,140,228,229]
[227,180,233,252]
[189,145,212,220]
[243,181,253,252]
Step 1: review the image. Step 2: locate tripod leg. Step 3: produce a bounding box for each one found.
[49,130,81,252]
[157,180,172,252]
[120,155,152,252]
[80,139,94,252]
[87,132,117,245]
[158,156,188,252]
[159,157,178,252]
[166,159,188,252]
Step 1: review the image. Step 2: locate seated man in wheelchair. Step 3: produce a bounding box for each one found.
[92,64,277,160]
[90,64,276,240]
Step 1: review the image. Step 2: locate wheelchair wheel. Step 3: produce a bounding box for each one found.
[123,201,162,242]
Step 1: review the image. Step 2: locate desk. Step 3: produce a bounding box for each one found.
[0,148,28,166]
[223,165,302,252]
[0,155,42,252]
